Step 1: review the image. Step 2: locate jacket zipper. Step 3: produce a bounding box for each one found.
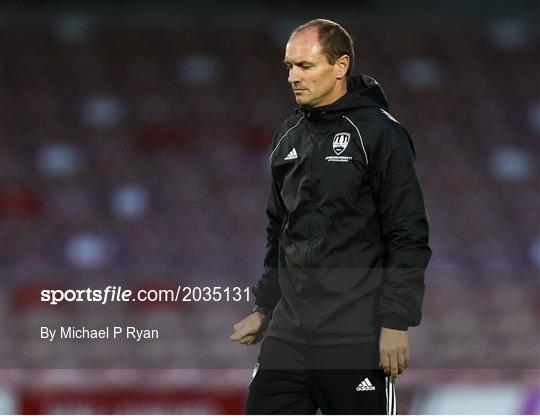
[307,122,316,267]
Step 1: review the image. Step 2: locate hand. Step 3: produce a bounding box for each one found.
[229,312,269,346]
[379,327,410,380]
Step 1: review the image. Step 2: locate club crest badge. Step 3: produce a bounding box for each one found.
[333,132,350,155]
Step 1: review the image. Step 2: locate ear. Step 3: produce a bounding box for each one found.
[335,55,350,80]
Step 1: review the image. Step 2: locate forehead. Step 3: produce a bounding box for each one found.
[284,29,325,62]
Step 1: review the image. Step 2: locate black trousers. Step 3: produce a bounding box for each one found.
[246,337,396,415]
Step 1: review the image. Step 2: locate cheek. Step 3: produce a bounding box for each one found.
[307,74,323,92]
[314,76,334,96]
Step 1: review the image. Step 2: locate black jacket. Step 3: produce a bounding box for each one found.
[253,75,431,344]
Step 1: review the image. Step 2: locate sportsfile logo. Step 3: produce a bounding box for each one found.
[356,378,376,391]
[40,285,251,305]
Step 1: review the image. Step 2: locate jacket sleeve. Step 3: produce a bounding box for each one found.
[370,123,432,330]
[251,135,286,314]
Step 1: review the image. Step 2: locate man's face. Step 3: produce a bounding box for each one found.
[284,29,344,107]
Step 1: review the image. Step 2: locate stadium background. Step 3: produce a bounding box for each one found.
[0,0,538,414]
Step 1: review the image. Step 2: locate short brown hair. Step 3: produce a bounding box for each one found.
[292,19,355,77]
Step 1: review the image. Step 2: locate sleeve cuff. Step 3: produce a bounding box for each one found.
[380,318,409,331]
[252,304,273,319]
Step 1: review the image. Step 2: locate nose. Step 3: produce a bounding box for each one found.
[288,66,300,85]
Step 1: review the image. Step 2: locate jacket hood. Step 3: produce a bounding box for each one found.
[298,75,389,120]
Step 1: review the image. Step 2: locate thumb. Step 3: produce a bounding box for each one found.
[230,322,250,341]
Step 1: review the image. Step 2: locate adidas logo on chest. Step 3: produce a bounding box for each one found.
[284,148,298,160]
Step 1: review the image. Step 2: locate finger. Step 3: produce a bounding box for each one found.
[404,346,410,368]
[233,320,245,332]
[230,325,250,341]
[380,351,390,376]
[389,352,398,380]
[397,350,405,375]
[251,333,264,345]
[240,335,255,345]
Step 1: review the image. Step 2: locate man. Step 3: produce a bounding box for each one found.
[230,18,431,414]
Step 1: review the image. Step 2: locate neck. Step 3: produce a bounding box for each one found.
[314,81,348,107]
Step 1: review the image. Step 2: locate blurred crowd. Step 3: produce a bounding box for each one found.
[0,17,538,376]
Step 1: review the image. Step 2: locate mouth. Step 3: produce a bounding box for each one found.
[293,89,307,94]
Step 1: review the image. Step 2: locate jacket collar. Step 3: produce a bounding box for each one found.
[296,75,389,121]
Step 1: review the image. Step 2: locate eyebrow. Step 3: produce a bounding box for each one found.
[283,60,312,66]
